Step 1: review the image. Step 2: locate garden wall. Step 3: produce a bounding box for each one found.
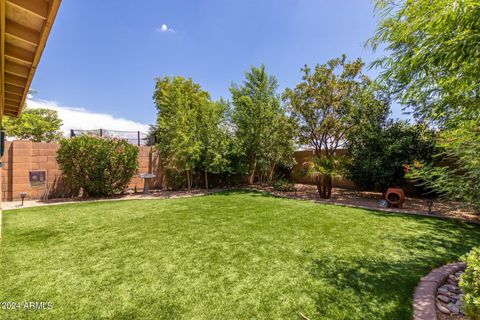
[292,149,355,189]
[1,140,164,201]
[0,141,358,201]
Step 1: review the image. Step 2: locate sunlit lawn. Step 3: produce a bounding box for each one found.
[0,190,479,319]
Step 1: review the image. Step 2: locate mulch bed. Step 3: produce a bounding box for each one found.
[253,184,479,223]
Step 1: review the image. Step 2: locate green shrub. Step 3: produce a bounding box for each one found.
[57,136,139,197]
[346,121,436,192]
[163,168,187,190]
[460,247,480,319]
[272,179,296,192]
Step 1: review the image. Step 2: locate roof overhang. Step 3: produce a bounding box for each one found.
[0,0,61,117]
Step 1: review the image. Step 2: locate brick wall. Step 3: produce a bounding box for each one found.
[1,141,163,201]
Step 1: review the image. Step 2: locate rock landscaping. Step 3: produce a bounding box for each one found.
[413,262,466,320]
[436,271,466,319]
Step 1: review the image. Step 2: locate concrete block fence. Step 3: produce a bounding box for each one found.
[0,141,356,201]
[0,140,163,201]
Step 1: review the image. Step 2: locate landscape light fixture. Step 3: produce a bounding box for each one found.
[427,200,434,215]
[20,192,27,206]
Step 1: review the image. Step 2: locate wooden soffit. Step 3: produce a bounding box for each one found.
[0,0,62,117]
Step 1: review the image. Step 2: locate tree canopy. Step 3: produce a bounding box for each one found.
[370,0,480,208]
[3,107,63,142]
[369,0,480,125]
[407,121,480,210]
[346,121,436,192]
[284,55,389,198]
[153,76,212,190]
[230,65,295,184]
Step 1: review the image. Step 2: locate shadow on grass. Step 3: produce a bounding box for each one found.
[308,217,480,319]
[207,188,278,198]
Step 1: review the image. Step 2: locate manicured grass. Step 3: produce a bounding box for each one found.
[0,190,479,319]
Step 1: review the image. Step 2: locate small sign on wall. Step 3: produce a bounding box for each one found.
[29,170,47,187]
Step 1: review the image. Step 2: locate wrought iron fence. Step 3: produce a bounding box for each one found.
[70,129,154,146]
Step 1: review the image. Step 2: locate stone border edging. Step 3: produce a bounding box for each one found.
[413,262,466,320]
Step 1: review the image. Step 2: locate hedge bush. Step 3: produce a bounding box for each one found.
[272,179,296,192]
[57,136,139,197]
[460,247,480,319]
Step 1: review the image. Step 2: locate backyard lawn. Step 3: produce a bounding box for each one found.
[0,190,479,319]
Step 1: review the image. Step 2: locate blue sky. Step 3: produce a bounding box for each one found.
[30,0,406,132]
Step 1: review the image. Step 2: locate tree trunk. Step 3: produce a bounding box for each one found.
[186,170,191,192]
[325,174,332,199]
[249,159,257,184]
[205,170,208,192]
[315,174,332,199]
[316,175,325,198]
[268,163,276,184]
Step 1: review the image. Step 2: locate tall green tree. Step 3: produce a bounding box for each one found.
[346,121,436,193]
[369,0,480,125]
[230,65,295,184]
[284,55,388,198]
[407,121,480,210]
[153,76,209,191]
[198,101,231,191]
[3,107,63,142]
[370,0,480,207]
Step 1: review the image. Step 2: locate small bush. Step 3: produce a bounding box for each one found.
[57,136,139,197]
[163,168,187,190]
[272,179,296,192]
[460,247,480,319]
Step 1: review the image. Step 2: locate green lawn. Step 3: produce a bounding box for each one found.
[0,190,479,319]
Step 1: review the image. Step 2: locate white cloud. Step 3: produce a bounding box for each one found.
[156,24,175,33]
[26,98,150,136]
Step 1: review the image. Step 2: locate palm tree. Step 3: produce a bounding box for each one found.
[302,156,344,199]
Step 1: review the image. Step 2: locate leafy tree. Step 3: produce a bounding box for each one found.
[145,124,158,146]
[3,107,63,142]
[370,0,480,207]
[369,0,480,125]
[153,76,209,191]
[346,121,436,193]
[198,101,232,191]
[284,55,388,198]
[57,136,139,197]
[407,121,480,210]
[230,65,295,184]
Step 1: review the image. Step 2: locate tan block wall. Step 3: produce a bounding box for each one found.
[1,141,162,201]
[292,149,355,189]
[0,141,354,201]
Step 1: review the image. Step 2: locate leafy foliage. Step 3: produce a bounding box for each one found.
[459,247,480,320]
[153,76,219,190]
[407,120,480,210]
[198,101,233,190]
[346,121,436,192]
[57,136,139,197]
[271,178,296,192]
[369,0,480,125]
[284,55,389,198]
[230,65,295,184]
[3,107,63,142]
[145,124,159,146]
[370,0,480,209]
